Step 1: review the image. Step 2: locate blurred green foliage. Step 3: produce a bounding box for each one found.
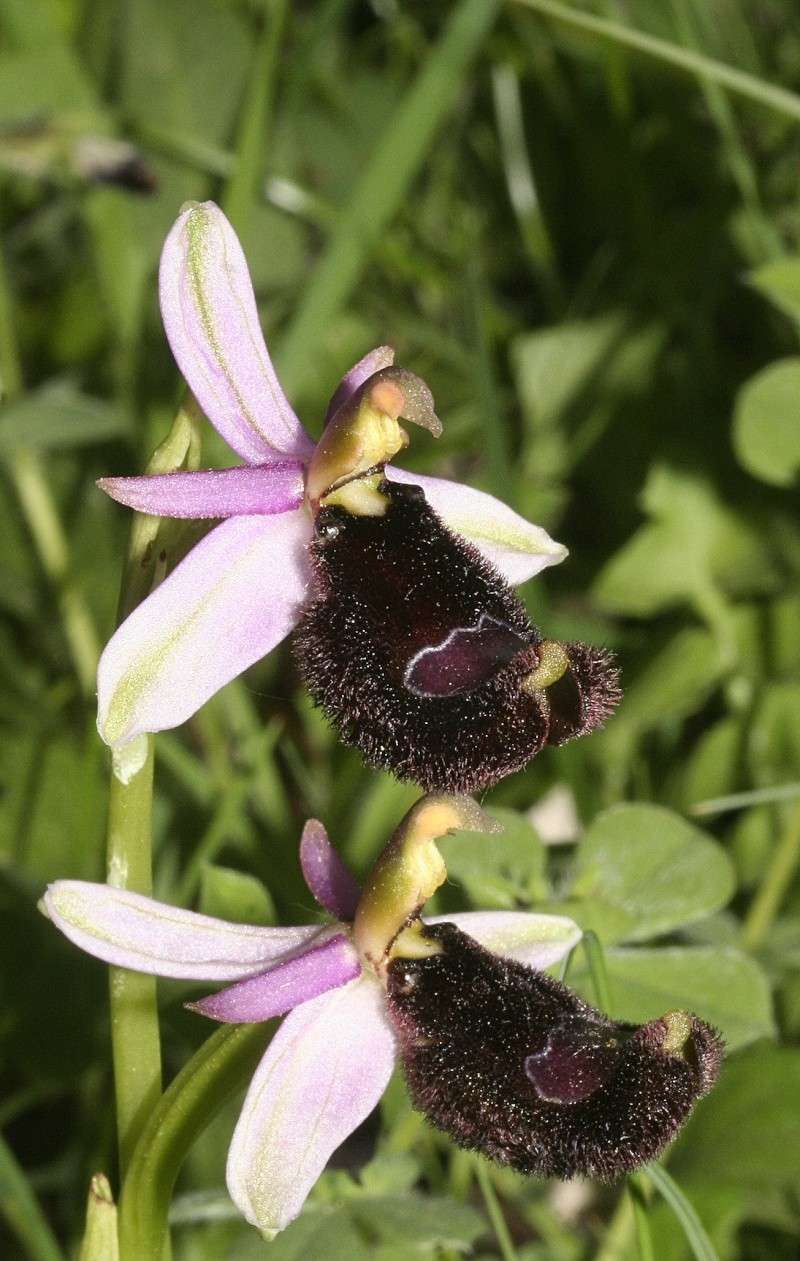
[1,0,799,1258]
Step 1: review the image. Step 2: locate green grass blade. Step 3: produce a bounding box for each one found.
[644,1163,719,1261]
[0,1132,65,1261]
[222,0,289,235]
[276,0,502,398]
[513,0,800,123]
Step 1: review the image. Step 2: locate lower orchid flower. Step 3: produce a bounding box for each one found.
[98,201,621,793]
[42,796,722,1240]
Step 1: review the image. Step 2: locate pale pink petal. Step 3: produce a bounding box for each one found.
[299,819,361,920]
[324,345,395,424]
[97,509,313,749]
[159,201,314,463]
[227,975,395,1237]
[385,467,568,585]
[436,910,581,970]
[98,464,304,519]
[188,935,361,1023]
[43,881,327,980]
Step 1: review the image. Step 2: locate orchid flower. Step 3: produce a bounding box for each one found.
[97,201,567,768]
[42,813,582,1239]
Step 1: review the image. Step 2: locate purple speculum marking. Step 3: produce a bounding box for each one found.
[404,614,528,698]
[524,1019,623,1105]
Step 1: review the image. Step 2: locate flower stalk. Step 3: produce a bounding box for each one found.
[118,1024,270,1261]
[106,400,203,1177]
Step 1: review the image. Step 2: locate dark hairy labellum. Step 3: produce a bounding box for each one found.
[386,923,723,1179]
[294,480,620,792]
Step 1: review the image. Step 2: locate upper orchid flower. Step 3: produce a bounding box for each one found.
[97,201,568,770]
[42,797,583,1239]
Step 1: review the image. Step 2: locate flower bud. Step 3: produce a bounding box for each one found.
[386,922,723,1179]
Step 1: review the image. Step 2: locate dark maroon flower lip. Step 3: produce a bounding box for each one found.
[295,479,621,793]
[386,922,724,1180]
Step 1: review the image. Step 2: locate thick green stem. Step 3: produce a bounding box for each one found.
[105,400,202,1180]
[117,1024,270,1261]
[106,740,161,1176]
[742,803,800,951]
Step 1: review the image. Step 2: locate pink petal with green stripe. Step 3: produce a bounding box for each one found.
[160,201,314,464]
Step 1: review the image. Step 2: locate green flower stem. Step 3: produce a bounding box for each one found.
[473,1159,518,1261]
[106,740,161,1177]
[106,400,203,1179]
[582,929,612,1014]
[742,802,800,952]
[117,1024,271,1261]
[512,0,800,124]
[0,243,100,695]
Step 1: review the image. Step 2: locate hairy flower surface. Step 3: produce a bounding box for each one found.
[42,817,581,1238]
[296,478,620,791]
[387,922,724,1179]
[96,201,567,768]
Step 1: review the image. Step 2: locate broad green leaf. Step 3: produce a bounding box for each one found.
[596,627,726,765]
[198,864,275,926]
[679,717,744,810]
[670,1045,800,1185]
[439,808,548,909]
[572,946,774,1052]
[567,804,734,943]
[260,1207,370,1261]
[512,312,627,430]
[749,257,800,323]
[732,358,800,487]
[594,465,776,616]
[0,44,97,121]
[348,1195,484,1250]
[0,380,129,453]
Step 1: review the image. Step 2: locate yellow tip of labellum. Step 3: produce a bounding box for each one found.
[522,640,570,693]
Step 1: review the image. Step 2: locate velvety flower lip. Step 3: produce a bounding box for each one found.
[41,818,581,1239]
[387,922,724,1181]
[96,200,567,762]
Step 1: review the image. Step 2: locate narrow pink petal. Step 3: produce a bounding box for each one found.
[159,201,314,463]
[324,345,395,424]
[436,910,581,970]
[188,934,361,1023]
[299,819,361,920]
[227,976,395,1237]
[43,881,327,980]
[97,510,313,749]
[385,467,568,585]
[98,464,305,519]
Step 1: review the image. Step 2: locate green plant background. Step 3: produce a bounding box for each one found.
[1,1,799,1258]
